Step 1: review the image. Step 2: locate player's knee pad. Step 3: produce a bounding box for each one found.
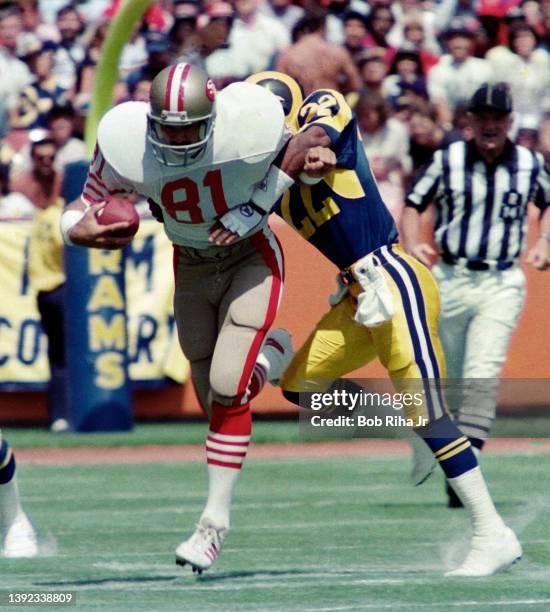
[0,439,16,484]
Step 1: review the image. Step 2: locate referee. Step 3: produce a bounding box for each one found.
[401,82,550,505]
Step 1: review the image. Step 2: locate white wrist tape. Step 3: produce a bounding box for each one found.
[299,171,323,185]
[60,209,86,246]
[250,165,295,213]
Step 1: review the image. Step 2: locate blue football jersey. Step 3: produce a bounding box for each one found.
[273,89,398,270]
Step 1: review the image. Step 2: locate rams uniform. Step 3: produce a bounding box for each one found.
[276,89,448,425]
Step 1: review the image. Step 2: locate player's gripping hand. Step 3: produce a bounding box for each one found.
[66,202,134,250]
[302,146,337,179]
[209,204,263,246]
[526,237,550,271]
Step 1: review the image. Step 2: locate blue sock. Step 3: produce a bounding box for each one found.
[415,415,477,479]
[0,439,16,484]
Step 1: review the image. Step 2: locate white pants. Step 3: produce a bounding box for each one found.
[431,261,526,441]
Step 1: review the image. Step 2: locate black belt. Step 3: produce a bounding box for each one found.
[441,253,514,271]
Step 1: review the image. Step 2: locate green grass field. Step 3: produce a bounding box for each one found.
[1,432,549,611]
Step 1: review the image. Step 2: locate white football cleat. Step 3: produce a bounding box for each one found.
[175,518,226,574]
[257,328,294,386]
[3,512,38,558]
[409,434,436,486]
[445,526,522,577]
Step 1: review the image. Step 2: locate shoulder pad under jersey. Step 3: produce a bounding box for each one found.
[97,101,150,183]
[215,82,286,164]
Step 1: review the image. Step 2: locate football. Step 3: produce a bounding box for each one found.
[95,196,140,237]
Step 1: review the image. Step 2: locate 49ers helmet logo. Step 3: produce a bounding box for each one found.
[206,79,216,101]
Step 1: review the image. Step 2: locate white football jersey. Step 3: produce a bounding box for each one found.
[82,82,289,248]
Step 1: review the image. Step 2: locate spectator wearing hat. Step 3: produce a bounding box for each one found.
[402,82,550,506]
[259,0,305,35]
[427,20,492,129]
[10,35,68,131]
[486,22,550,128]
[276,12,361,96]
[0,6,34,136]
[126,31,173,93]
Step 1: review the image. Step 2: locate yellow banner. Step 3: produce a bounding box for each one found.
[0,217,188,388]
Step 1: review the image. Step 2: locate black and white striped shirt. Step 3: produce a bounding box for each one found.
[406,140,550,263]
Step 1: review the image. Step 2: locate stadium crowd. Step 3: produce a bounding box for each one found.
[0,0,549,221]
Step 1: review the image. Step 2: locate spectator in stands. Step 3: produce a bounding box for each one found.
[363,5,396,66]
[408,107,449,174]
[355,90,411,220]
[51,4,87,94]
[169,0,201,55]
[388,0,439,54]
[182,4,237,85]
[384,48,428,109]
[25,138,68,433]
[10,35,68,131]
[0,142,34,220]
[434,0,481,35]
[342,10,368,66]
[227,0,290,74]
[259,0,305,34]
[46,104,87,170]
[10,136,63,211]
[355,48,390,99]
[0,5,33,136]
[276,12,361,95]
[324,0,368,45]
[128,75,153,102]
[126,31,173,95]
[17,0,59,42]
[486,22,550,127]
[427,19,492,129]
[402,14,441,71]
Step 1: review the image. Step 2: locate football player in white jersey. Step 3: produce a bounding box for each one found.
[60,62,334,573]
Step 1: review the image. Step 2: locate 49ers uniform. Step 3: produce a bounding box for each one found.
[82,79,288,411]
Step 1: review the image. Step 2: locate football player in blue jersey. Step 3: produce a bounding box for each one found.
[250,71,522,577]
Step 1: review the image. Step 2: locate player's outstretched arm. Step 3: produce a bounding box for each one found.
[279,126,334,181]
[60,199,134,250]
[400,206,437,268]
[526,204,550,271]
